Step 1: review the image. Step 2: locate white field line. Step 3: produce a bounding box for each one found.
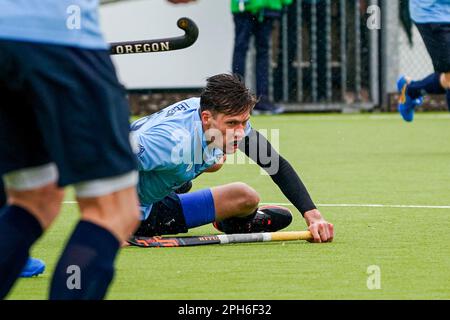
[261,203,450,209]
[63,200,450,209]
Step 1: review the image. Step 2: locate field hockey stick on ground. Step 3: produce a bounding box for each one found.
[110,17,198,55]
[128,231,313,248]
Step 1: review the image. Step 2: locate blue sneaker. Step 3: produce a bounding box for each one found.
[20,258,45,278]
[397,76,423,122]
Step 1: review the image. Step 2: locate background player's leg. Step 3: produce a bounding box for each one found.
[406,73,446,99]
[232,13,254,78]
[254,17,273,102]
[407,23,450,105]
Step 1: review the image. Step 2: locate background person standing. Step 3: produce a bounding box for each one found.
[231,0,293,115]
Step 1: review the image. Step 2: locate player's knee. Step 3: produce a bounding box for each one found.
[34,185,64,226]
[234,182,260,212]
[78,187,141,241]
[8,183,64,229]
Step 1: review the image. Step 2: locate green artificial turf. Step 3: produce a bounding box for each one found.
[8,113,450,300]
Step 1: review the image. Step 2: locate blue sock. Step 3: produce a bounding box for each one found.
[0,205,43,298]
[407,73,446,99]
[49,220,120,300]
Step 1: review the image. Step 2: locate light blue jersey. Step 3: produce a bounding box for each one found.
[0,0,107,49]
[410,0,450,23]
[131,98,252,219]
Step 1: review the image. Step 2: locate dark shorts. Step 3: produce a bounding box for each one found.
[135,189,216,237]
[0,40,136,186]
[134,193,188,237]
[416,23,450,73]
[0,179,5,207]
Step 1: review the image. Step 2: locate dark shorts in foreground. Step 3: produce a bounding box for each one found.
[0,40,136,186]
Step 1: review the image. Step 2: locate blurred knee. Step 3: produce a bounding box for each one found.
[8,183,64,229]
[78,186,140,241]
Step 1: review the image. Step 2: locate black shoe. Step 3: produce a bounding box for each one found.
[175,181,193,194]
[213,205,293,234]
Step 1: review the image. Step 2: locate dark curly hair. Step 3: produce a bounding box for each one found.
[200,73,257,116]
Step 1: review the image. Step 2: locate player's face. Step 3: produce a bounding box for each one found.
[207,111,251,154]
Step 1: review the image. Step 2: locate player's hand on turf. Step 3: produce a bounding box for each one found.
[304,209,334,243]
